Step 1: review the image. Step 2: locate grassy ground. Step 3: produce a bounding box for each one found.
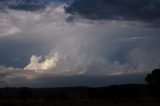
[0,100,160,106]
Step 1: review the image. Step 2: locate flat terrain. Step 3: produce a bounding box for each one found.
[0,100,160,106]
[0,85,160,106]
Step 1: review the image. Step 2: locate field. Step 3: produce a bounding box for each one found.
[0,99,160,106]
[0,85,160,106]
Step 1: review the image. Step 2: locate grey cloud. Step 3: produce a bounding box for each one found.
[66,0,160,26]
[0,0,74,12]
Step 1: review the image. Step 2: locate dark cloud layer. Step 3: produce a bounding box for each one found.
[0,0,73,12]
[0,0,45,11]
[9,4,46,12]
[66,0,160,26]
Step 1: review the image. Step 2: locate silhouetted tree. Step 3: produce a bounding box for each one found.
[145,69,160,98]
[145,69,160,85]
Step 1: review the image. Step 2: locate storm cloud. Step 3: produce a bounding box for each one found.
[0,0,160,87]
[66,0,160,26]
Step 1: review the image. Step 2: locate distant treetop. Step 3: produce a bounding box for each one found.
[145,69,160,85]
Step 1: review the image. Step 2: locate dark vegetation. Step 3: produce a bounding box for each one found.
[0,69,160,106]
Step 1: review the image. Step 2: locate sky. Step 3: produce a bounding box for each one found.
[0,0,160,87]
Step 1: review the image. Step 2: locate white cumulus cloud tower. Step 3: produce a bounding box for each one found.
[24,52,60,71]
